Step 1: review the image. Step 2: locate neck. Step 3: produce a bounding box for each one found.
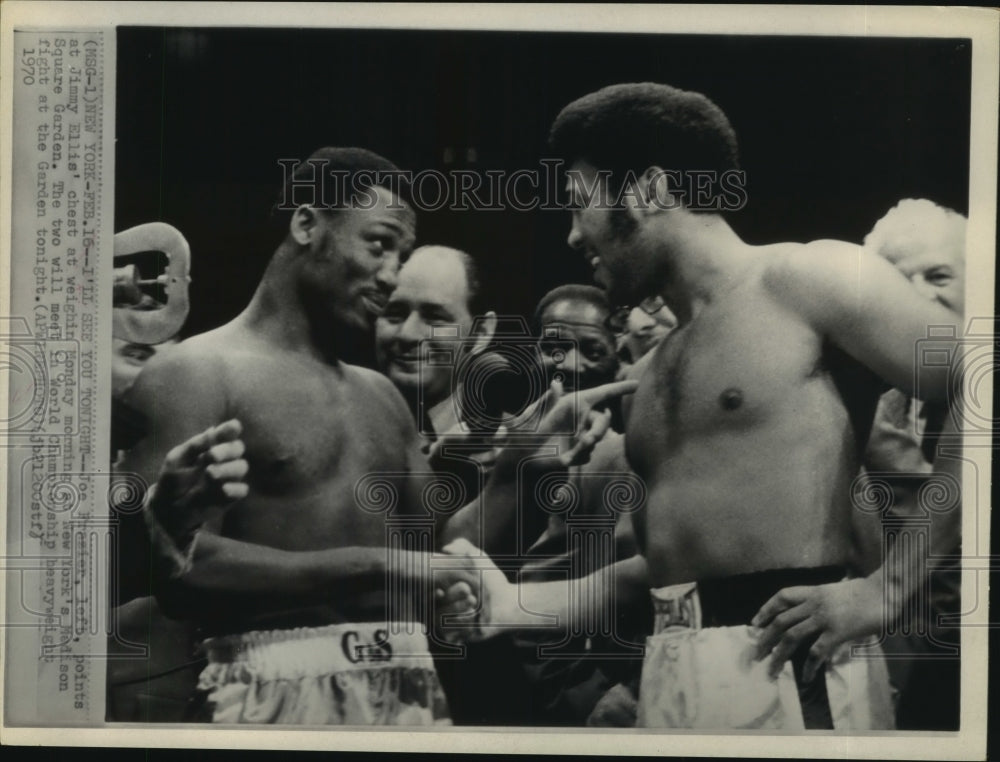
[653,214,750,324]
[239,247,347,366]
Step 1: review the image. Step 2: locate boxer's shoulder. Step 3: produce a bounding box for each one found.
[759,239,870,321]
[126,330,228,405]
[343,362,408,403]
[760,239,860,284]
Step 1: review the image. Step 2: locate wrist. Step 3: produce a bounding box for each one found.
[143,487,200,579]
[146,481,200,540]
[859,571,898,630]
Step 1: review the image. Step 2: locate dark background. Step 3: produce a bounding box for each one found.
[115,27,971,336]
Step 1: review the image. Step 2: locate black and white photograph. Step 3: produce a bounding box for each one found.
[1,3,996,757]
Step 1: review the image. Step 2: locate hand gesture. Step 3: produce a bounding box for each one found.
[501,378,639,470]
[147,418,249,541]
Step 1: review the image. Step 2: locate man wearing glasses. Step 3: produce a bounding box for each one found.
[611,295,678,376]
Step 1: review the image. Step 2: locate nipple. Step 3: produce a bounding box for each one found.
[719,387,743,411]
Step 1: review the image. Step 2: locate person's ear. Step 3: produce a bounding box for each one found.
[290,204,321,246]
[637,165,683,215]
[471,311,498,355]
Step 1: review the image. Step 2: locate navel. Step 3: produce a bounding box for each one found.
[719,387,744,411]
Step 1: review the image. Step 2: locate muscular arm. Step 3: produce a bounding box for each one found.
[771,242,963,402]
[755,400,964,679]
[753,246,965,676]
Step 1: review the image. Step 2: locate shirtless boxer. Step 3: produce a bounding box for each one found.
[121,147,456,724]
[445,83,964,731]
[131,147,632,724]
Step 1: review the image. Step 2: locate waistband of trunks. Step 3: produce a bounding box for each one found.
[200,622,437,678]
[650,566,846,632]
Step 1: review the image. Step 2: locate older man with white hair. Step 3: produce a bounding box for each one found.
[859,198,965,730]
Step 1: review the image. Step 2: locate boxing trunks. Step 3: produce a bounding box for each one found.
[637,567,894,730]
[195,623,450,725]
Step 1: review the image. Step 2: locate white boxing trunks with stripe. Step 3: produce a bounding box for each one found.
[637,572,895,730]
[197,622,450,725]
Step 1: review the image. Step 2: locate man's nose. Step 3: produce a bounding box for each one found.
[396,312,426,344]
[630,310,656,332]
[375,254,400,292]
[567,224,584,251]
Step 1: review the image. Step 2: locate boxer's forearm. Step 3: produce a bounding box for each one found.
[490,554,649,633]
[523,553,647,627]
[154,532,390,616]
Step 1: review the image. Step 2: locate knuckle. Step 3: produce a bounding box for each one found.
[774,611,796,629]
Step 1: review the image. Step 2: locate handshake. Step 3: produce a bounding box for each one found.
[428,538,530,644]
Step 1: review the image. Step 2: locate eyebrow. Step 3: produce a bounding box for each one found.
[366,218,410,235]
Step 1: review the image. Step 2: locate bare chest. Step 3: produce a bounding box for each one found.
[626,298,824,470]
[226,359,407,496]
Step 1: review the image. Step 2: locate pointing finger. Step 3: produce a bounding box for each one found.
[580,380,639,408]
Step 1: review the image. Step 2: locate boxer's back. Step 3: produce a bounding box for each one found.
[627,244,880,586]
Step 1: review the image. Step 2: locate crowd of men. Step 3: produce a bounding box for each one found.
[107,82,966,731]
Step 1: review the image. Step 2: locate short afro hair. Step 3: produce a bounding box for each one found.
[549,82,740,198]
[268,146,411,237]
[533,283,612,333]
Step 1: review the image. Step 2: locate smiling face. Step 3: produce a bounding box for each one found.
[538,298,618,392]
[375,246,475,406]
[883,236,966,314]
[865,199,967,315]
[564,161,647,307]
[299,185,416,336]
